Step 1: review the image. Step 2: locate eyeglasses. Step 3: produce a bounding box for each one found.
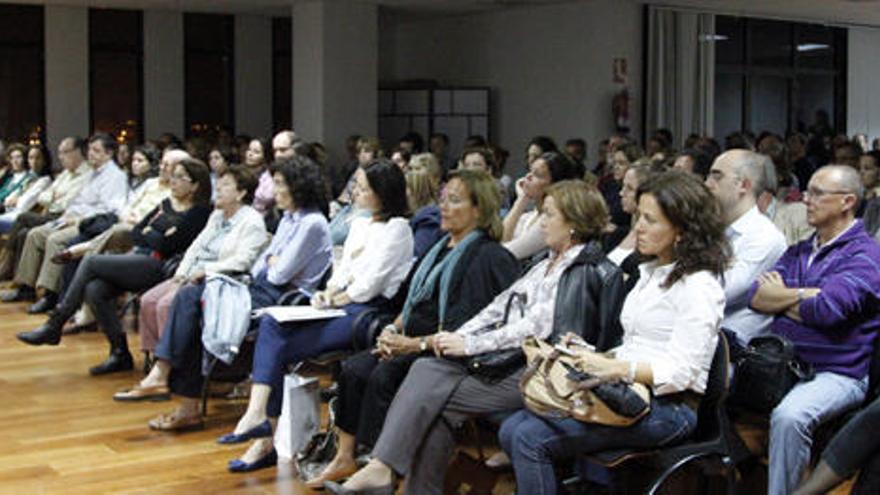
[170,174,193,183]
[803,186,853,199]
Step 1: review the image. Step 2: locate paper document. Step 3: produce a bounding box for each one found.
[252,305,346,322]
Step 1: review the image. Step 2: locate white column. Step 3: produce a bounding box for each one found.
[293,0,377,160]
[143,10,184,140]
[45,5,89,148]
[235,14,273,137]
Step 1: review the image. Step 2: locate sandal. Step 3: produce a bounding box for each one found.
[148,411,204,431]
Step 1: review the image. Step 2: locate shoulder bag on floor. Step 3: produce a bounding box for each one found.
[520,336,651,427]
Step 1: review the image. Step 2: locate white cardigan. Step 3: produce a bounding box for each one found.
[175,205,269,279]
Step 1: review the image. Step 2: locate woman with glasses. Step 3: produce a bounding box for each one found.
[15,158,212,375]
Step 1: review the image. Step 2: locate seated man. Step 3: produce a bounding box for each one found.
[756,153,814,246]
[705,149,787,350]
[750,165,880,495]
[7,133,128,313]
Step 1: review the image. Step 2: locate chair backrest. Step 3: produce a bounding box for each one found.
[692,332,730,442]
[867,334,880,402]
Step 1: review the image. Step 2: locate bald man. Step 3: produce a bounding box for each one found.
[749,165,880,494]
[705,149,787,347]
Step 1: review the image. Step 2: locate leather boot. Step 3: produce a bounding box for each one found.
[17,316,64,346]
[89,332,134,375]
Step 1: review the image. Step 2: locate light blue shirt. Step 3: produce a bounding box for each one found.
[65,160,128,218]
[250,209,332,290]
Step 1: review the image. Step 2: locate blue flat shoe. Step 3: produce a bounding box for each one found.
[217,419,272,444]
[228,449,277,473]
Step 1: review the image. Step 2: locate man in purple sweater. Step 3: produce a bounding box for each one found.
[749,165,880,494]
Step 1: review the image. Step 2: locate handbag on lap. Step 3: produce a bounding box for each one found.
[519,337,651,427]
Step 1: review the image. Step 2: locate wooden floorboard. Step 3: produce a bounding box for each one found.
[0,300,312,494]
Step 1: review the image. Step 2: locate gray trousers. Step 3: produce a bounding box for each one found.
[373,357,524,495]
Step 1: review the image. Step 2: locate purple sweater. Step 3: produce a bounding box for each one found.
[747,221,880,379]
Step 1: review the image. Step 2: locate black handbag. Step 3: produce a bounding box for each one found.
[78,212,118,239]
[460,291,528,382]
[729,334,815,414]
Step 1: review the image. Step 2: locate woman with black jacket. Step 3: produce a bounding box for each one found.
[305,169,520,489]
[327,180,626,495]
[16,158,213,375]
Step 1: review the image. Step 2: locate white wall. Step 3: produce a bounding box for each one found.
[143,10,184,140]
[235,14,272,136]
[848,26,880,141]
[380,0,643,172]
[45,5,89,148]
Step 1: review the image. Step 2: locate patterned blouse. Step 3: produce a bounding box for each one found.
[458,243,584,356]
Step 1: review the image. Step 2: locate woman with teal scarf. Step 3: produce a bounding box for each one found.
[305,169,520,489]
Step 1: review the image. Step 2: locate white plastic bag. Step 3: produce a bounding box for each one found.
[273,373,321,461]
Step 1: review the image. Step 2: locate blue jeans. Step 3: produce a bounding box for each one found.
[768,371,867,494]
[499,398,697,495]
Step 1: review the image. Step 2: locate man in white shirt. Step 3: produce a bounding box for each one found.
[11,133,128,314]
[705,149,787,349]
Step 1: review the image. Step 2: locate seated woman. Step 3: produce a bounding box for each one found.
[15,158,213,375]
[0,143,35,204]
[219,159,414,473]
[498,171,729,495]
[329,137,381,246]
[306,169,520,489]
[406,166,443,260]
[134,166,266,369]
[502,151,584,260]
[246,137,274,214]
[0,143,53,233]
[329,179,627,494]
[113,158,332,427]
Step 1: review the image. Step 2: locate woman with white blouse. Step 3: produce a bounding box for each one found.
[221,159,414,473]
[498,170,730,495]
[329,180,625,495]
[502,151,584,260]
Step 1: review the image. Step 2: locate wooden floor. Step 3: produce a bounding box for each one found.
[0,300,314,494]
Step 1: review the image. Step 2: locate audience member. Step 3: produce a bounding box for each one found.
[756,154,814,245]
[565,138,587,168]
[498,171,728,495]
[306,169,520,489]
[9,133,127,314]
[16,158,212,375]
[0,143,53,232]
[859,150,880,200]
[406,166,443,260]
[502,151,583,260]
[0,143,35,203]
[705,150,787,349]
[330,180,626,494]
[245,137,273,214]
[525,136,558,166]
[220,159,413,472]
[749,165,880,495]
[398,132,424,154]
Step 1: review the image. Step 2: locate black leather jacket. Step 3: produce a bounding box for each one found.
[550,240,627,352]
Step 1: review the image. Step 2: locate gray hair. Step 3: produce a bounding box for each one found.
[756,153,778,194]
[726,149,769,199]
[822,164,864,206]
[163,149,191,166]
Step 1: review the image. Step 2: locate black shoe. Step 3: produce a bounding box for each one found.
[89,350,134,376]
[27,293,58,314]
[16,323,62,346]
[1,286,35,303]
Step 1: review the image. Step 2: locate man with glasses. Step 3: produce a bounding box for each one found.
[706,149,787,352]
[0,137,91,297]
[749,165,880,495]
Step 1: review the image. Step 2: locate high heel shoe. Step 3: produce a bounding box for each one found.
[323,481,395,495]
[216,419,272,444]
[227,448,277,473]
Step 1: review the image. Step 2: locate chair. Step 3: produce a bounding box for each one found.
[199,267,333,415]
[563,332,737,495]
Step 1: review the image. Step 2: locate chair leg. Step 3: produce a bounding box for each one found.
[201,357,218,417]
[646,453,712,495]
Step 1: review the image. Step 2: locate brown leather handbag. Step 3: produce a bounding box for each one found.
[519,337,651,427]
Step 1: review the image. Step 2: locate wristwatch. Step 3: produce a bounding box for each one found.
[419,337,428,352]
[797,288,805,302]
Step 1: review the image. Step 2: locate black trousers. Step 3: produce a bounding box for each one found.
[55,253,167,348]
[335,351,421,448]
[823,395,880,493]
